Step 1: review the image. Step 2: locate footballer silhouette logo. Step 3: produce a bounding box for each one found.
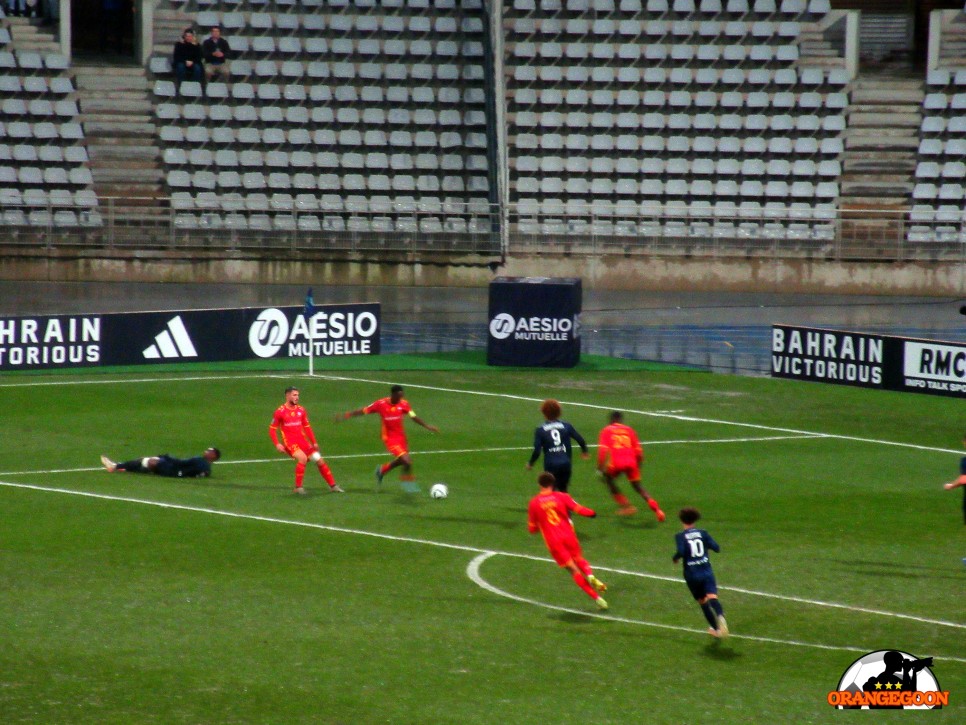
[828,650,948,709]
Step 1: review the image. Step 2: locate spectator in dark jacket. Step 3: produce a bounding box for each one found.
[202,25,232,83]
[172,28,203,90]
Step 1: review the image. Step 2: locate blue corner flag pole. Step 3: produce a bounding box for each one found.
[305,288,316,376]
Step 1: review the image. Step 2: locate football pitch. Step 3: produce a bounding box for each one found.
[0,362,963,723]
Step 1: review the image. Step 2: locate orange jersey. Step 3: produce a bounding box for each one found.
[527,490,594,547]
[597,422,643,470]
[269,404,316,451]
[363,397,413,446]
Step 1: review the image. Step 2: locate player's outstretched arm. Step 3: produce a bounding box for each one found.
[336,408,366,422]
[413,416,439,433]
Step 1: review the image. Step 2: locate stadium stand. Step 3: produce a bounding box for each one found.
[0,16,100,231]
[503,0,845,247]
[908,64,966,245]
[150,0,498,249]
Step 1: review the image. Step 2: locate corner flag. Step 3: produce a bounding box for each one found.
[305,288,316,375]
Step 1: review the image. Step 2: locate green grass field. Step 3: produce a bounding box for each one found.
[0,361,963,724]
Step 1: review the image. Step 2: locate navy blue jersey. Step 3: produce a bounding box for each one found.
[673,528,720,579]
[155,454,212,478]
[529,420,587,468]
[960,456,966,475]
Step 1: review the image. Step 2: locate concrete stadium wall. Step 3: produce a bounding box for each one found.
[1,250,964,295]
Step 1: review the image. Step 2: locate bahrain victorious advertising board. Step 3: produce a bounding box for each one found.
[0,304,380,371]
[771,324,965,399]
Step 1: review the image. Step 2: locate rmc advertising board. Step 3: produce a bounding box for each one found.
[771,324,966,399]
[0,303,380,371]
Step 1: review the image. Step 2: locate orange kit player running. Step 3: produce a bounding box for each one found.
[597,411,665,521]
[269,386,344,495]
[528,471,608,610]
[339,384,439,491]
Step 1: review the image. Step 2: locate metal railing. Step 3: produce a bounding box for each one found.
[1,197,966,264]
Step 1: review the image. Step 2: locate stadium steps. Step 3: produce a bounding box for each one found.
[939,11,966,65]
[5,16,60,53]
[797,28,845,69]
[73,64,164,210]
[839,75,922,210]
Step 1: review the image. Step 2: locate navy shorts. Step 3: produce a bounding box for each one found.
[545,463,573,492]
[684,571,718,601]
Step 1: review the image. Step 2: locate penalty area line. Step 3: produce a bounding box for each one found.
[466,553,966,663]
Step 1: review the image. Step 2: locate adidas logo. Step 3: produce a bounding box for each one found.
[143,315,198,359]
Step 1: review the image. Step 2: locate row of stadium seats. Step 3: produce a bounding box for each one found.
[512,66,849,89]
[190,10,485,33]
[172,212,492,234]
[167,170,490,193]
[510,0,827,16]
[171,0,484,10]
[0,51,69,72]
[155,79,486,105]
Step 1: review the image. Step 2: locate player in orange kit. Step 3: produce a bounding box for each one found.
[528,471,608,610]
[597,411,664,521]
[269,386,344,495]
[339,384,439,491]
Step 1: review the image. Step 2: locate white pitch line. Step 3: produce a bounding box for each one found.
[0,435,820,478]
[1,477,963,645]
[312,373,965,456]
[595,565,966,630]
[466,553,966,662]
[1,369,957,455]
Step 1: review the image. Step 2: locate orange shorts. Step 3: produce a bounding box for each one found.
[287,442,316,458]
[383,436,408,458]
[605,463,641,482]
[546,535,582,567]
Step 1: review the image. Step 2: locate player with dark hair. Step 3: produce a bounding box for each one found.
[101,448,220,478]
[597,411,665,520]
[528,471,608,610]
[339,384,439,491]
[269,386,344,495]
[526,398,589,492]
[673,507,728,638]
[942,431,966,525]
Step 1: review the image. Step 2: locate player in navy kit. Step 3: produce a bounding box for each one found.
[942,431,966,525]
[526,399,589,493]
[101,448,220,477]
[673,507,729,638]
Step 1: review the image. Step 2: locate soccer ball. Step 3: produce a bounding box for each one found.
[429,483,449,499]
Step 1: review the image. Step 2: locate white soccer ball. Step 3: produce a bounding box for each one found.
[429,483,449,499]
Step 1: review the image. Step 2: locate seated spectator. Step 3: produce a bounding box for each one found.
[5,0,33,18]
[202,25,232,84]
[172,28,203,91]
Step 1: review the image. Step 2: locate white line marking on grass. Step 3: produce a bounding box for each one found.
[0,435,819,477]
[595,565,966,630]
[313,374,965,456]
[4,370,956,454]
[466,553,966,660]
[1,477,963,657]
